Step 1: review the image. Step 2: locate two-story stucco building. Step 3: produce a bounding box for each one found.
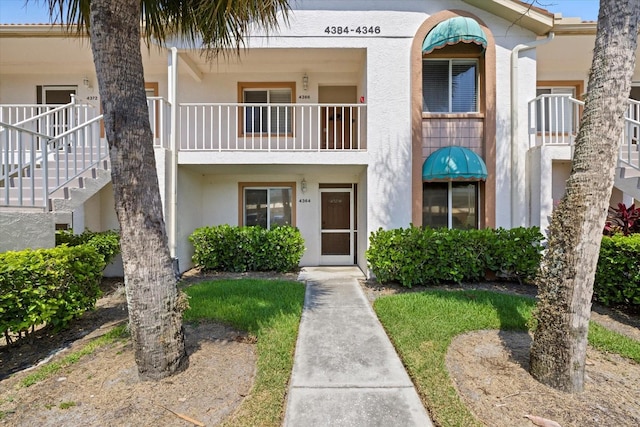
[1,0,638,275]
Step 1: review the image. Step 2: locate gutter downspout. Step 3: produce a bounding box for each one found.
[510,32,554,228]
[168,47,178,269]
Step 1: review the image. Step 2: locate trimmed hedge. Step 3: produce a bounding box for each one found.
[56,229,121,265]
[0,245,105,339]
[366,226,544,287]
[595,234,640,307]
[189,225,305,273]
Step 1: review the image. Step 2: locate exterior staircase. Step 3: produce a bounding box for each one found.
[529,95,640,204]
[0,99,109,251]
[615,101,640,199]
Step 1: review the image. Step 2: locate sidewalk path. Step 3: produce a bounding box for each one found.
[284,267,433,426]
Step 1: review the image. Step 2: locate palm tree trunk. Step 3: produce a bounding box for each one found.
[530,0,639,393]
[89,0,186,380]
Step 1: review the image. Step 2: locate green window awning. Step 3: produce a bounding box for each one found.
[422,146,488,181]
[422,17,487,54]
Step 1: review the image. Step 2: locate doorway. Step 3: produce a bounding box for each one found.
[37,85,77,136]
[319,86,357,149]
[320,188,354,265]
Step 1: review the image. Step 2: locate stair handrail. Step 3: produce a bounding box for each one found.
[45,115,108,197]
[0,96,99,134]
[0,101,74,130]
[1,115,107,209]
[1,122,53,207]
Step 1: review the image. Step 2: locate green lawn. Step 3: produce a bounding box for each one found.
[373,290,640,427]
[183,278,305,427]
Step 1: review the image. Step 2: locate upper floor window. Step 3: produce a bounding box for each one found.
[423,59,478,113]
[240,83,294,135]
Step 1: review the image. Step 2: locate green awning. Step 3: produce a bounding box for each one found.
[422,146,488,181]
[422,17,487,54]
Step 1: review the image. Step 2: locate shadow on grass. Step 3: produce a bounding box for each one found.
[183,278,305,334]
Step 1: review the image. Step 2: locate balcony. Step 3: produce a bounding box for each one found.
[528,94,639,173]
[178,103,366,152]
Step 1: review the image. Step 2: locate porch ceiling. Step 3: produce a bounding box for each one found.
[0,36,167,75]
[179,163,366,177]
[178,48,366,75]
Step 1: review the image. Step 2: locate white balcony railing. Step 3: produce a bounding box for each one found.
[179,103,366,151]
[528,94,584,147]
[529,94,640,175]
[620,99,640,172]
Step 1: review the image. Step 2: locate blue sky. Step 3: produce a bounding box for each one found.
[0,1,601,24]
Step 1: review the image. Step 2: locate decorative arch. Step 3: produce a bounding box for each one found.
[411,10,496,228]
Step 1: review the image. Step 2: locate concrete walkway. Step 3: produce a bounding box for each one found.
[284,267,433,427]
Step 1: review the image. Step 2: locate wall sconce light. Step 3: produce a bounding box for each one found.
[301,178,308,193]
[83,76,92,90]
[302,73,309,91]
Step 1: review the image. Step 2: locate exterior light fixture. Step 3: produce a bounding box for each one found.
[301,178,308,193]
[302,73,309,91]
[83,77,92,90]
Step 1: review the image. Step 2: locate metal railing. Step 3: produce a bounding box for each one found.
[0,96,100,135]
[179,103,366,151]
[528,94,584,146]
[0,117,106,209]
[619,98,640,173]
[147,96,171,148]
[529,94,640,175]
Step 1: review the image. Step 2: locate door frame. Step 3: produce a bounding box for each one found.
[319,187,354,265]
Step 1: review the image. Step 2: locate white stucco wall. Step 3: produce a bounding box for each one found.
[0,211,55,252]
[176,166,204,273]
[194,165,365,267]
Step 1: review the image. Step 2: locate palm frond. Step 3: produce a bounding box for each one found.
[40,0,290,57]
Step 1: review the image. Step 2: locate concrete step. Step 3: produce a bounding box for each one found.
[1,163,111,210]
[618,166,640,179]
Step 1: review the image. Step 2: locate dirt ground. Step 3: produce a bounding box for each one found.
[1,273,639,426]
[0,276,257,427]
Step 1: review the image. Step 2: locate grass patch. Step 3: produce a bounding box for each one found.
[58,401,76,409]
[588,322,640,362]
[20,324,128,388]
[183,278,305,427]
[374,290,640,427]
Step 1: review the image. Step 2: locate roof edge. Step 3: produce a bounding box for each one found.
[462,0,554,36]
[0,24,81,38]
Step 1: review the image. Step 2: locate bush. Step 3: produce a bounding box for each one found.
[366,226,543,287]
[56,229,121,265]
[595,234,640,308]
[189,225,305,273]
[0,245,105,340]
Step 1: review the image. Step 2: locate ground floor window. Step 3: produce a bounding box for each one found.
[241,185,294,229]
[422,182,478,229]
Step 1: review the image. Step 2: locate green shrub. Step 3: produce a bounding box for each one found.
[189,225,305,273]
[595,234,640,307]
[0,245,105,339]
[366,226,543,287]
[484,227,545,279]
[56,229,121,265]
